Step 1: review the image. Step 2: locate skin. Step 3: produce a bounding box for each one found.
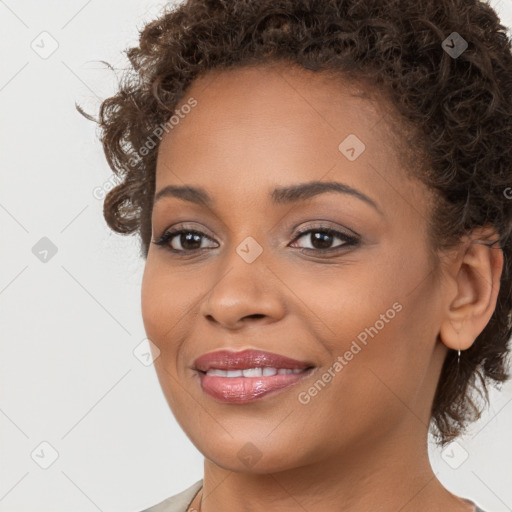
[140,63,503,512]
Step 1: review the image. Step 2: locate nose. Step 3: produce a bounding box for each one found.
[199,245,287,329]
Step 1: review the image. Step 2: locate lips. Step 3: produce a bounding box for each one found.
[193,349,315,403]
[193,349,313,372]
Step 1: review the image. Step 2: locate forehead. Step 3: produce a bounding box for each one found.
[155,63,409,205]
[164,63,388,142]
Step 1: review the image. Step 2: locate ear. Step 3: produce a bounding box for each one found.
[439,225,504,352]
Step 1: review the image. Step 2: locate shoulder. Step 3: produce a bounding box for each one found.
[467,501,490,512]
[139,479,203,512]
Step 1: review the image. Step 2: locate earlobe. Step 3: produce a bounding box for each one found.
[438,226,503,353]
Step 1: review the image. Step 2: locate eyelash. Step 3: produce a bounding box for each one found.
[152,224,360,256]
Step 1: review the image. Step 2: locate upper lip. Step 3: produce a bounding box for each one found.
[193,349,314,372]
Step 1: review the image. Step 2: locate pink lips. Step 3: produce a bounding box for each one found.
[193,349,315,404]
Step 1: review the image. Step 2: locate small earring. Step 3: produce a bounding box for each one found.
[457,349,461,364]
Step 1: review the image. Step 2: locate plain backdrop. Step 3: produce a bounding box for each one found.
[1,1,512,511]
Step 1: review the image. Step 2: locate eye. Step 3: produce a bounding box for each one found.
[152,224,359,255]
[289,226,359,252]
[152,228,218,253]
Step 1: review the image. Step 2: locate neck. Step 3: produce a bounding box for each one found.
[197,423,472,512]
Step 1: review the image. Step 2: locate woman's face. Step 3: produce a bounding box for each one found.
[141,64,449,473]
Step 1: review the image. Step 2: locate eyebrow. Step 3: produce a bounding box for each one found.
[154,180,382,215]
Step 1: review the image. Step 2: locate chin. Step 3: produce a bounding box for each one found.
[193,433,313,475]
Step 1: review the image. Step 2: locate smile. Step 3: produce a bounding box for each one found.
[193,348,316,403]
[204,367,305,377]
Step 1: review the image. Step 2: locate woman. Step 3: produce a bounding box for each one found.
[86,0,512,510]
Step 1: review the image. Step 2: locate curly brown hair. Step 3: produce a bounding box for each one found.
[80,0,512,447]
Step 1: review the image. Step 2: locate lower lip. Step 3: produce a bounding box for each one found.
[198,369,314,404]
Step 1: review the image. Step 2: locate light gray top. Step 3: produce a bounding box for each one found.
[141,480,203,512]
[140,479,488,512]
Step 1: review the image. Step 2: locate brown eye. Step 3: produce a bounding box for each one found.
[290,227,359,252]
[153,229,218,252]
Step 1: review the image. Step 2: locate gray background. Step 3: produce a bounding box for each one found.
[1,0,511,511]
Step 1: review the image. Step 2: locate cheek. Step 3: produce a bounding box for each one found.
[141,260,186,353]
[140,270,164,349]
[288,252,434,407]
[140,258,214,394]
[284,256,402,339]
[140,261,195,411]
[289,306,426,456]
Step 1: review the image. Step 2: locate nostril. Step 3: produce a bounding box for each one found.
[245,314,265,320]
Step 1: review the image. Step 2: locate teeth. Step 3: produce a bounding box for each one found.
[205,367,305,377]
[226,370,243,377]
[206,369,234,377]
[242,367,263,377]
